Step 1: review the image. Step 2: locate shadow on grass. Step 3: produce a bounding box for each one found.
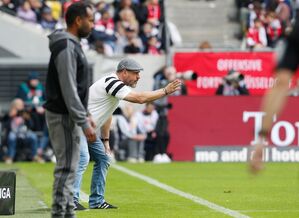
[16,208,51,214]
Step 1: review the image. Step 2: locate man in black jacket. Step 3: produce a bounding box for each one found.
[44,3,96,218]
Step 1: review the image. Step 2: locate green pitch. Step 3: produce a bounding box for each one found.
[1,162,299,218]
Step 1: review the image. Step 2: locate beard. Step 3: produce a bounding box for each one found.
[129,81,138,88]
[78,26,91,39]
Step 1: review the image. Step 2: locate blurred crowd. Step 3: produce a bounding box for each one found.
[0,0,166,55]
[0,72,51,164]
[235,0,298,49]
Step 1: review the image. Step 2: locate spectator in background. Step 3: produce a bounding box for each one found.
[145,0,161,28]
[0,0,167,55]
[0,0,17,16]
[265,11,282,47]
[110,105,146,162]
[153,66,186,163]
[246,18,268,49]
[1,98,40,164]
[93,1,109,22]
[116,8,139,37]
[115,8,142,53]
[248,1,264,29]
[139,22,157,48]
[123,26,143,53]
[90,9,117,55]
[45,0,62,21]
[40,6,57,30]
[216,70,249,96]
[28,0,43,22]
[16,72,49,159]
[16,72,46,131]
[17,0,37,23]
[198,40,212,51]
[113,0,147,26]
[154,66,188,96]
[114,0,135,22]
[116,103,146,163]
[234,0,252,39]
[288,78,299,96]
[111,107,127,161]
[275,0,292,35]
[94,40,106,55]
[16,72,45,107]
[145,35,161,54]
[135,102,158,161]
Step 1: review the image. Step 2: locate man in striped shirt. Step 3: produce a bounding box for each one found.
[73,58,181,210]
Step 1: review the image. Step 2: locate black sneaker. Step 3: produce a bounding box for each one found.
[92,202,118,209]
[74,202,87,211]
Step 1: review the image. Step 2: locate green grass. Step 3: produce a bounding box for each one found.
[1,162,299,218]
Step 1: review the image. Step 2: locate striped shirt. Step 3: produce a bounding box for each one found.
[88,73,131,134]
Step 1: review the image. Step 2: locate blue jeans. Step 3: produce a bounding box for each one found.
[89,138,111,208]
[7,131,38,159]
[73,137,110,208]
[73,134,90,203]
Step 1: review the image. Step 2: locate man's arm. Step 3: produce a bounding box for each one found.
[250,70,292,173]
[124,79,181,104]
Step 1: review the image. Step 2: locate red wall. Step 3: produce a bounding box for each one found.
[167,96,299,161]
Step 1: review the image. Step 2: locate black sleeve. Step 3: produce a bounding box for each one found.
[277,20,299,73]
[237,86,250,95]
[216,84,224,95]
[181,84,187,95]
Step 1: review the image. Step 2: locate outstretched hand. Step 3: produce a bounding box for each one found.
[165,79,182,95]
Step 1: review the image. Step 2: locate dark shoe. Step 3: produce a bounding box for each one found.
[91,202,118,209]
[74,202,87,211]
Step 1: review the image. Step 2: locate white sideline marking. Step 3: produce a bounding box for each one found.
[111,164,250,218]
[80,190,89,203]
[239,210,299,213]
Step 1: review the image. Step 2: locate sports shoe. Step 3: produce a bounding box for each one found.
[162,153,171,163]
[153,154,162,163]
[91,202,118,209]
[74,202,87,211]
[4,157,13,164]
[127,157,137,163]
[138,157,145,163]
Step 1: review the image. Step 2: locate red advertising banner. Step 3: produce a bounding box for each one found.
[174,52,277,96]
[167,96,299,161]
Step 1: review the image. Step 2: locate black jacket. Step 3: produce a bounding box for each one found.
[44,30,90,129]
